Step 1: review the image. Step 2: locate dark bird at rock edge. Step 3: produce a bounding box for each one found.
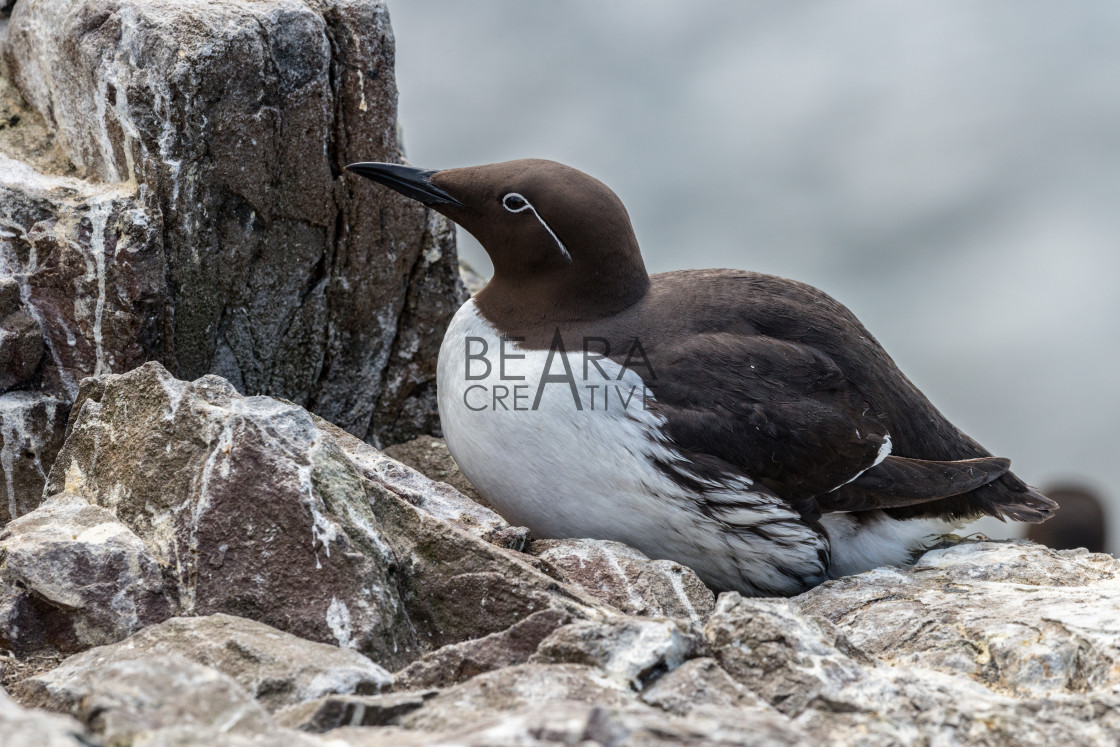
[346,158,1056,596]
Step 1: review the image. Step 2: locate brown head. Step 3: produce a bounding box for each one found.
[346,159,650,326]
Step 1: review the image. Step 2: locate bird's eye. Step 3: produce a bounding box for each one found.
[502,193,528,212]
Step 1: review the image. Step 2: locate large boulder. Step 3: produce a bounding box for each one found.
[0,0,466,527]
[34,362,603,668]
[41,362,418,667]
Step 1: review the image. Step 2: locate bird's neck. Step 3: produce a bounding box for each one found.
[475,266,650,334]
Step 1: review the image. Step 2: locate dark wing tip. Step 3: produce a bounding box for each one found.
[991,483,1059,524]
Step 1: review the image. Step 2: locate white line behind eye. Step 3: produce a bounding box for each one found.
[502,192,571,262]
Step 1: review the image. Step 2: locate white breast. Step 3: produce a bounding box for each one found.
[436,300,832,595]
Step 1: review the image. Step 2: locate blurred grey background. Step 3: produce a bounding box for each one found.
[390,1,1120,549]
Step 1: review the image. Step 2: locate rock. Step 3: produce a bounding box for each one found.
[276,690,437,732]
[396,664,638,734]
[639,657,774,716]
[0,686,91,747]
[795,540,1120,697]
[703,593,877,718]
[383,435,490,510]
[25,614,393,713]
[705,584,1120,745]
[329,423,523,548]
[393,608,571,691]
[531,617,703,691]
[0,155,168,402]
[43,362,415,666]
[0,75,76,176]
[328,670,805,747]
[1,0,465,449]
[329,701,806,747]
[0,277,43,391]
[308,413,605,648]
[366,476,605,651]
[531,538,716,624]
[18,653,275,745]
[41,363,604,666]
[0,493,172,656]
[0,152,161,521]
[0,391,67,525]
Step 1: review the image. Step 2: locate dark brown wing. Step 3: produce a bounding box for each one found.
[643,332,887,514]
[642,331,1013,519]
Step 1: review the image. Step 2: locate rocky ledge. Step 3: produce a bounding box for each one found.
[0,362,1118,746]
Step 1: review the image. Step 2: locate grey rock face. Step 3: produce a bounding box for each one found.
[531,538,716,624]
[17,613,391,714]
[42,362,416,666]
[0,391,66,525]
[276,690,437,732]
[34,363,603,669]
[0,158,168,400]
[19,653,275,745]
[638,657,775,716]
[3,368,1119,745]
[383,434,491,510]
[393,608,572,691]
[0,687,90,747]
[530,617,703,691]
[0,493,172,655]
[0,0,465,528]
[795,541,1120,697]
[0,157,163,519]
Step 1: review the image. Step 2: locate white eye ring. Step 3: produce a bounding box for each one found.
[500,192,571,262]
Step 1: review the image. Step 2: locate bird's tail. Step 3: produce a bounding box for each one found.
[968,472,1058,523]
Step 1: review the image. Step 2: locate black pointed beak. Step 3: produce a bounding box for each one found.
[345,162,463,208]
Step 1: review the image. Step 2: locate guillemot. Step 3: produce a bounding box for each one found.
[347,158,1056,596]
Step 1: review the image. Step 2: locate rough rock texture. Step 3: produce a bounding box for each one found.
[0,0,466,528]
[320,542,1120,746]
[0,157,162,519]
[0,156,168,399]
[796,541,1120,697]
[18,613,391,713]
[0,687,89,747]
[43,361,417,666]
[383,434,490,509]
[530,617,703,691]
[20,654,275,744]
[393,608,572,691]
[276,690,437,732]
[0,493,172,656]
[24,363,602,670]
[0,390,66,524]
[330,424,522,548]
[531,538,716,624]
[0,75,77,176]
[1,361,1119,744]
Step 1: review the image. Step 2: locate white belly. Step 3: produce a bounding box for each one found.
[435,300,832,595]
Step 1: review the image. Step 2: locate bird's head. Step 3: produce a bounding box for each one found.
[346,158,650,322]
